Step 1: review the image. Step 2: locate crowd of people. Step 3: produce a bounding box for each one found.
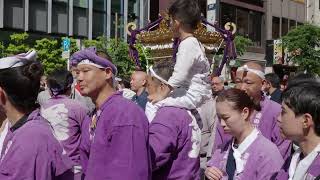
[0,0,319,179]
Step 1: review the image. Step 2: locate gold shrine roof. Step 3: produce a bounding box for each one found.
[132,13,224,59]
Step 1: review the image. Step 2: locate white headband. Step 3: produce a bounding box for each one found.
[78,59,104,69]
[237,65,265,79]
[0,50,37,69]
[148,66,171,86]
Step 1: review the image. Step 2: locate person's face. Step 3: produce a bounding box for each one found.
[130,72,146,92]
[146,76,169,102]
[76,64,112,97]
[277,102,305,141]
[211,77,224,93]
[235,71,264,101]
[216,100,250,137]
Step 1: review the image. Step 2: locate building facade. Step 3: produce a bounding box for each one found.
[157,0,308,64]
[306,0,320,25]
[0,0,150,41]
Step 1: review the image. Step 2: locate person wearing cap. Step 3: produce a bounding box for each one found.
[0,50,72,179]
[71,47,151,180]
[40,69,88,180]
[146,62,201,179]
[212,62,291,159]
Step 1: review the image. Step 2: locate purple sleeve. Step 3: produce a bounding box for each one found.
[149,120,178,170]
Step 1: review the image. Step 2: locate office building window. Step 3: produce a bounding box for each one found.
[93,0,107,38]
[74,0,88,37]
[128,0,140,27]
[249,11,262,46]
[272,17,280,39]
[282,18,288,36]
[220,3,236,28]
[4,0,24,29]
[220,3,262,47]
[238,0,263,7]
[29,0,48,32]
[111,0,124,39]
[52,0,68,34]
[236,8,249,37]
[289,19,296,30]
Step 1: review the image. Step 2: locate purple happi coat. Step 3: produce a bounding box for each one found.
[40,95,88,178]
[0,110,72,180]
[208,133,283,180]
[149,107,201,180]
[272,149,320,180]
[80,91,151,180]
[213,97,291,158]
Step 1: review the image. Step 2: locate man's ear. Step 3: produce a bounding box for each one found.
[303,113,314,129]
[142,79,147,87]
[103,68,113,80]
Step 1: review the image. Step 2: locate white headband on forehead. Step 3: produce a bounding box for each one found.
[148,66,171,86]
[237,65,265,79]
[78,59,104,69]
[0,50,37,69]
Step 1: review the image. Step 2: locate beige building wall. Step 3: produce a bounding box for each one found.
[306,0,320,26]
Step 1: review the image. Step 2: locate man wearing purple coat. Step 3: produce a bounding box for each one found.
[40,69,88,180]
[0,51,72,180]
[71,47,151,180]
[146,63,201,179]
[271,79,320,180]
[213,62,291,158]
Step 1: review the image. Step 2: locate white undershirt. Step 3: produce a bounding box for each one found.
[289,143,320,180]
[0,120,9,155]
[231,128,259,174]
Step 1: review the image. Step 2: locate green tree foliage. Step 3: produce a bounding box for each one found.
[34,38,66,75]
[1,33,151,76]
[6,32,30,56]
[83,36,151,79]
[0,42,6,58]
[282,24,320,75]
[234,35,253,56]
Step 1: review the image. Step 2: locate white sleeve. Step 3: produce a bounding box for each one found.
[168,42,197,88]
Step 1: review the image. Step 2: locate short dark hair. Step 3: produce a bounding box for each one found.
[0,60,43,113]
[47,69,73,96]
[217,88,261,113]
[286,72,316,90]
[282,80,320,136]
[168,0,201,31]
[265,73,280,88]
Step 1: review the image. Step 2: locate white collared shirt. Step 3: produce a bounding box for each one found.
[231,128,259,174]
[289,143,320,180]
[0,120,9,155]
